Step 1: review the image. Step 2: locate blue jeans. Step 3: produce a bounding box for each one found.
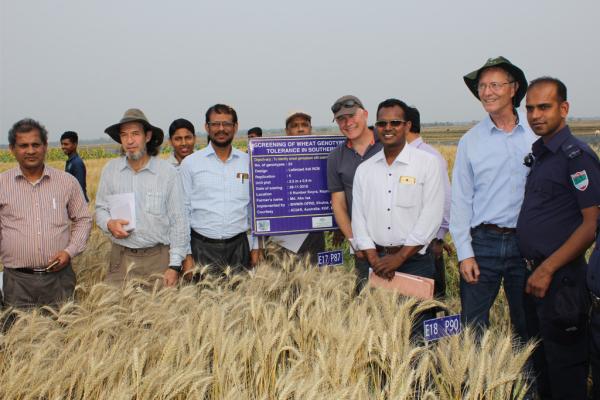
[460,227,527,342]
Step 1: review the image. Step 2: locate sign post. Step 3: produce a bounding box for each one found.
[248,135,346,236]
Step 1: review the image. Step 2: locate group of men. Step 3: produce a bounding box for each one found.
[1,56,600,398]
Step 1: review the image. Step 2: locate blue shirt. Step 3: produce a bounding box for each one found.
[95,156,190,266]
[450,111,536,261]
[180,144,252,241]
[517,126,600,260]
[65,153,88,202]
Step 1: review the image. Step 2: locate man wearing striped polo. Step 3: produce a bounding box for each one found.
[0,118,92,309]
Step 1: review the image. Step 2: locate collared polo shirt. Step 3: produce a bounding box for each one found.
[326,138,383,216]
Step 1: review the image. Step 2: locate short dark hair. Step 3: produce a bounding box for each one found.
[8,118,48,147]
[60,131,79,143]
[405,107,421,134]
[248,127,262,137]
[376,98,411,121]
[528,76,568,102]
[168,118,196,138]
[205,104,238,124]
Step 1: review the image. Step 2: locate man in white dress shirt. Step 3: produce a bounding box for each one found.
[352,98,444,283]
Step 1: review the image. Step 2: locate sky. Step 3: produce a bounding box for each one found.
[1,0,599,144]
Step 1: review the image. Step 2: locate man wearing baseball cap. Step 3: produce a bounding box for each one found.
[268,111,326,264]
[450,57,536,341]
[285,111,312,136]
[327,95,382,289]
[95,108,190,287]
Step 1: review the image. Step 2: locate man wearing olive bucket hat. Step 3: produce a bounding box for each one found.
[450,57,536,341]
[95,108,190,287]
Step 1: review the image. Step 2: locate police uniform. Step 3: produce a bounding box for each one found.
[587,220,600,399]
[517,125,600,399]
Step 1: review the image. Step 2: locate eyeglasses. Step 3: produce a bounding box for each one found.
[477,81,515,92]
[331,99,362,114]
[207,121,235,129]
[374,120,408,128]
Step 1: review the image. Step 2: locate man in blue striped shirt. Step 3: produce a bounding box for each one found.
[181,104,261,276]
[450,57,536,340]
[96,109,190,287]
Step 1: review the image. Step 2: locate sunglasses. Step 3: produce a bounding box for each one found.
[331,99,362,114]
[374,120,408,128]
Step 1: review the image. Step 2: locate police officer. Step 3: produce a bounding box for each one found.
[588,220,600,398]
[589,227,600,399]
[517,77,600,399]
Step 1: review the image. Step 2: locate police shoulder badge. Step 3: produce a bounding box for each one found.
[571,170,589,191]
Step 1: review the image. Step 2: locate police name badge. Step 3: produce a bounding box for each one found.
[400,176,416,185]
[570,170,589,191]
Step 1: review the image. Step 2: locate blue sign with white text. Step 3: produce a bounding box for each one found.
[317,250,344,267]
[423,314,461,341]
[248,135,346,236]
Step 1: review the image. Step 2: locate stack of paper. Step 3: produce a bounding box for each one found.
[369,270,434,300]
[107,193,136,231]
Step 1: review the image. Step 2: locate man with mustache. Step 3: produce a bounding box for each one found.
[0,118,91,311]
[518,77,600,399]
[96,109,190,287]
[181,104,261,275]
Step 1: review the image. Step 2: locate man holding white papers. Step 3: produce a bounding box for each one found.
[95,109,190,287]
[352,99,444,284]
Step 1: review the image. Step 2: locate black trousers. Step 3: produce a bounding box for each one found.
[524,256,589,400]
[190,231,250,275]
[591,307,600,400]
[3,265,76,309]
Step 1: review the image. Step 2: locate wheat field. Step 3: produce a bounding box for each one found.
[0,145,535,400]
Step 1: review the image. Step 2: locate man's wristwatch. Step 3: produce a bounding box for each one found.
[168,265,183,273]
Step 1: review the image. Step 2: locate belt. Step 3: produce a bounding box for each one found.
[191,230,246,244]
[477,224,516,234]
[117,244,166,255]
[13,266,62,275]
[591,292,600,311]
[375,244,403,255]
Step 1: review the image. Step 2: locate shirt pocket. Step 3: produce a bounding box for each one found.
[532,181,554,198]
[145,192,166,215]
[395,183,422,208]
[232,177,250,201]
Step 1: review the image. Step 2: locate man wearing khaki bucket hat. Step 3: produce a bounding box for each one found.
[450,57,536,342]
[95,108,190,287]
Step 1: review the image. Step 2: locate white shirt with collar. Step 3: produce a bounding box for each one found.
[351,144,444,254]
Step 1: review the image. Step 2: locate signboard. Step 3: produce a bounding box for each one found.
[249,135,346,236]
[317,250,344,267]
[423,314,461,342]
